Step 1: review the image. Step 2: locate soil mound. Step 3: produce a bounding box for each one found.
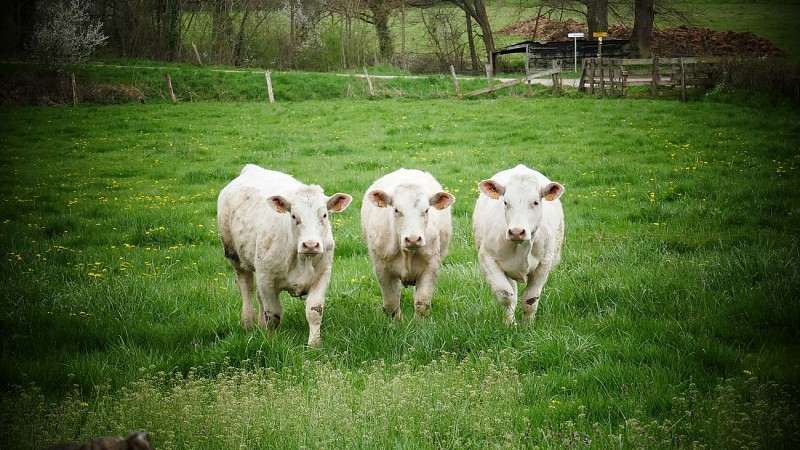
[497,17,787,58]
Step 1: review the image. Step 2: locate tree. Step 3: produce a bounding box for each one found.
[364,0,395,61]
[582,0,608,37]
[29,0,108,66]
[445,0,494,68]
[630,0,654,57]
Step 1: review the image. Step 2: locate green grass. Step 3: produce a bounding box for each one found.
[1,96,799,448]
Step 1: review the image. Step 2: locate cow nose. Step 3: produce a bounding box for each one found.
[507,227,527,241]
[300,240,322,254]
[403,235,424,248]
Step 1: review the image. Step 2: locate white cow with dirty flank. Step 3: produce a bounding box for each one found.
[217,164,352,346]
[472,164,565,324]
[361,169,455,319]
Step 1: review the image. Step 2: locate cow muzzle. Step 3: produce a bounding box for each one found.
[402,234,425,250]
[299,240,323,255]
[507,227,530,243]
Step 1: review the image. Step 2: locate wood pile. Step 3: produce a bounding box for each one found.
[498,17,788,58]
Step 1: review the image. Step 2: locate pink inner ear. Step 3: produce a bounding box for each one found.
[330,194,352,212]
[371,191,387,208]
[270,196,288,213]
[481,181,501,199]
[432,192,454,210]
[544,183,563,201]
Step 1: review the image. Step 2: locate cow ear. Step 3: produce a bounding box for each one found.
[268,195,291,213]
[478,180,504,200]
[542,182,564,201]
[430,192,455,210]
[327,193,352,212]
[368,190,392,208]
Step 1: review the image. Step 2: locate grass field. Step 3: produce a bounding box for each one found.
[1,94,799,448]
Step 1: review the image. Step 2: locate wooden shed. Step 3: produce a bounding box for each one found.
[493,39,630,72]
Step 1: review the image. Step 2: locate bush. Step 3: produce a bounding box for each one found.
[29,0,108,67]
[712,57,800,105]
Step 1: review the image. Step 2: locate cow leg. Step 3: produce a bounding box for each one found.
[305,266,332,347]
[256,283,282,331]
[521,263,552,324]
[413,264,440,318]
[236,271,256,327]
[377,271,403,320]
[478,251,518,324]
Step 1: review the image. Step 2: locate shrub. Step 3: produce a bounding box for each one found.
[29,0,108,67]
[712,57,800,105]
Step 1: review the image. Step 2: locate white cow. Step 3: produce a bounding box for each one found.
[217,164,352,346]
[361,169,455,319]
[472,164,565,324]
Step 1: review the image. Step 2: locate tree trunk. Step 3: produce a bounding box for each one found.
[212,0,233,64]
[368,3,393,61]
[165,0,182,62]
[449,0,493,68]
[233,7,251,66]
[583,0,609,38]
[465,10,477,72]
[630,0,655,58]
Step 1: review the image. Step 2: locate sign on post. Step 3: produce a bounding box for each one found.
[593,31,608,57]
[567,32,584,72]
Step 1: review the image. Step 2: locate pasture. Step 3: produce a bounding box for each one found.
[1,95,799,448]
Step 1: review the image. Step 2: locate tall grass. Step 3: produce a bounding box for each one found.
[0,96,799,448]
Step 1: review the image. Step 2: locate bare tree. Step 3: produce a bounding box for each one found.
[445,0,494,66]
[30,0,108,66]
[419,4,466,71]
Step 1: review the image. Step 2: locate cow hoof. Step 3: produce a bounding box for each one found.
[265,314,281,329]
[522,314,536,325]
[414,303,430,319]
[307,337,322,347]
[383,306,403,321]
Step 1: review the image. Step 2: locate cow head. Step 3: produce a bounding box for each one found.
[368,184,454,251]
[268,186,352,255]
[478,175,563,243]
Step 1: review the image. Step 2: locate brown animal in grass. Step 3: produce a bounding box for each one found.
[44,431,151,450]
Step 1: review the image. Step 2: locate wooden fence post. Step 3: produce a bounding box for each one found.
[265,70,275,103]
[485,64,494,90]
[71,73,77,106]
[588,59,596,94]
[192,42,203,65]
[679,58,687,101]
[651,57,659,97]
[363,66,375,96]
[609,59,616,95]
[551,60,561,88]
[165,73,177,104]
[598,57,605,95]
[449,65,461,98]
[578,58,588,92]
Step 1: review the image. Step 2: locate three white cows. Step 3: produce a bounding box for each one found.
[472,164,565,324]
[217,164,352,346]
[360,169,455,319]
[217,163,564,344]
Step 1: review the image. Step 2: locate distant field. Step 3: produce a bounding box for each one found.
[1,96,798,448]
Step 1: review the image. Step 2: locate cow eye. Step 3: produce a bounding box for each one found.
[503,201,508,207]
[422,208,429,216]
[394,208,403,217]
[533,201,540,206]
[322,213,327,219]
